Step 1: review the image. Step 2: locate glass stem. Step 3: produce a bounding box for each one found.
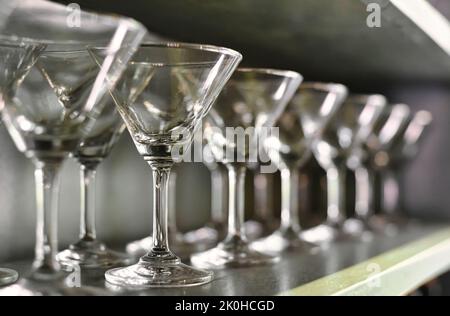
[210,168,225,224]
[225,164,247,242]
[326,165,346,225]
[280,166,301,233]
[32,158,63,275]
[254,172,274,224]
[142,160,176,262]
[354,166,374,220]
[79,161,100,241]
[167,171,178,241]
[381,169,400,215]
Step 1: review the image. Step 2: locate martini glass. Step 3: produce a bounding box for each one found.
[56,98,132,271]
[301,93,386,243]
[252,83,347,253]
[369,108,432,232]
[0,37,46,287]
[1,42,138,294]
[354,104,411,235]
[190,68,303,269]
[91,43,242,288]
[329,94,388,238]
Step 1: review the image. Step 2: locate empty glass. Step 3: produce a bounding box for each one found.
[335,103,411,240]
[0,45,142,297]
[370,108,432,232]
[252,83,347,253]
[191,68,303,268]
[338,95,388,237]
[91,43,242,288]
[0,37,45,287]
[302,93,386,243]
[56,97,132,270]
[0,0,144,294]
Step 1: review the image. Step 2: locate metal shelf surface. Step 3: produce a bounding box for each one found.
[1,222,450,296]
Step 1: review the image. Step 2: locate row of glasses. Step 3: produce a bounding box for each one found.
[369,108,433,233]
[194,78,432,261]
[0,0,146,292]
[190,68,303,268]
[0,42,138,294]
[252,83,347,253]
[0,36,45,287]
[0,33,433,291]
[302,94,388,243]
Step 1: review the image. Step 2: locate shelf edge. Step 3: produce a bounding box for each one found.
[279,227,450,296]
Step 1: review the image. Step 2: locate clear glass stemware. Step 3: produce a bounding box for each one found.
[302,93,386,243]
[0,38,46,287]
[369,107,432,233]
[191,68,303,268]
[56,98,132,271]
[0,43,139,295]
[252,83,347,253]
[91,43,242,288]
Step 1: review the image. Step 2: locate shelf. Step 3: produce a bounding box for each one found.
[282,226,450,295]
[59,0,450,87]
[2,222,450,295]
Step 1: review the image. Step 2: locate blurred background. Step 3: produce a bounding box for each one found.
[0,0,449,281]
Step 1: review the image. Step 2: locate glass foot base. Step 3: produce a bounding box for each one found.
[369,214,408,236]
[183,226,219,246]
[126,234,213,260]
[105,257,213,289]
[126,236,152,258]
[244,220,265,241]
[191,237,279,269]
[0,267,68,295]
[0,268,18,287]
[251,229,319,254]
[301,222,359,244]
[343,218,374,242]
[0,271,108,296]
[57,239,132,270]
